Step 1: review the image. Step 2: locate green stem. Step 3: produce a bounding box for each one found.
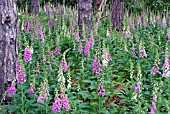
[46,99,48,114]
[21,84,25,113]
[99,96,100,114]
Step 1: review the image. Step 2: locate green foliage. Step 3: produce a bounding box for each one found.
[125,0,170,14]
[1,3,170,114]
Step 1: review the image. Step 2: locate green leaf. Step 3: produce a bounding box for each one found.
[79,103,90,108]
[78,91,93,99]
[6,105,19,112]
[107,103,118,107]
[80,108,96,113]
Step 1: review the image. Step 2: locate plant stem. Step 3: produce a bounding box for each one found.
[46,99,48,114]
[21,84,25,113]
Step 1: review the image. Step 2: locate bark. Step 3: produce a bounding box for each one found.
[111,0,124,31]
[168,13,170,26]
[31,0,40,14]
[94,0,107,33]
[78,0,93,39]
[96,0,102,10]
[0,0,18,100]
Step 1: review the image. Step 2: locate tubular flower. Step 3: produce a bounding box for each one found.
[24,48,33,63]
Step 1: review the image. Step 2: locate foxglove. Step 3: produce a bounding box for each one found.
[9,82,16,96]
[52,98,62,112]
[24,48,33,63]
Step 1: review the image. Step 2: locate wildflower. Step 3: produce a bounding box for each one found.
[40,31,45,43]
[62,59,68,72]
[132,49,136,56]
[134,85,140,93]
[34,33,38,39]
[151,66,160,75]
[93,57,98,72]
[16,62,26,83]
[162,71,170,77]
[107,52,112,61]
[37,79,49,104]
[139,49,147,58]
[24,48,33,63]
[139,41,147,58]
[52,98,62,112]
[150,108,155,114]
[110,28,113,35]
[78,44,83,54]
[153,95,157,103]
[152,102,157,111]
[140,14,144,24]
[26,24,29,34]
[162,58,170,77]
[49,19,53,29]
[129,23,135,30]
[89,38,94,49]
[35,21,41,33]
[71,25,74,35]
[54,45,61,56]
[96,73,100,78]
[84,41,90,57]
[49,64,52,70]
[46,5,51,14]
[153,21,156,26]
[93,56,102,73]
[134,17,137,23]
[102,59,108,67]
[17,68,26,83]
[44,94,48,100]
[29,22,34,30]
[76,33,80,42]
[30,89,34,96]
[150,94,157,114]
[37,94,44,104]
[163,21,167,29]
[98,83,105,97]
[47,49,51,57]
[61,94,70,111]
[16,62,21,73]
[9,82,16,96]
[125,31,130,38]
[162,61,167,72]
[30,84,36,96]
[93,56,102,78]
[57,4,61,10]
[157,19,161,24]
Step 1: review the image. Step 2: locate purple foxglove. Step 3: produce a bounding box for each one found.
[24,48,33,63]
[9,83,16,96]
[52,98,62,112]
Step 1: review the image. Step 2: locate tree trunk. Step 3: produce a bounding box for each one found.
[0,0,18,100]
[31,0,40,14]
[78,0,93,39]
[111,0,124,31]
[94,0,107,33]
[168,13,170,26]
